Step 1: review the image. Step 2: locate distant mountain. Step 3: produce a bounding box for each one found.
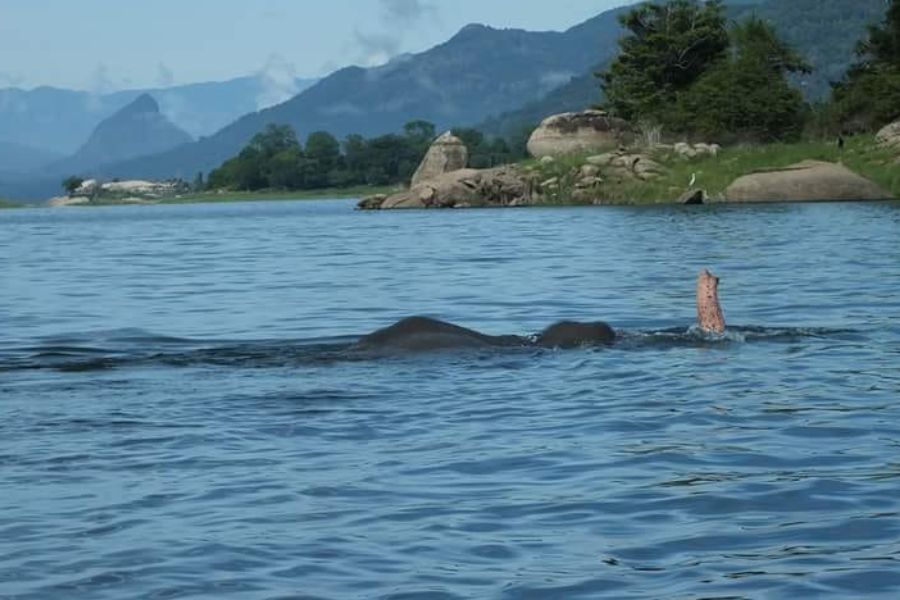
[0,76,317,156]
[96,14,631,181]
[48,94,192,175]
[481,0,886,137]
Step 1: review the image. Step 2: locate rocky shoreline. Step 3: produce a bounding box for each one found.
[359,111,898,210]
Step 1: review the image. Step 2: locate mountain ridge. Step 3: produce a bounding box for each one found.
[0,75,318,155]
[47,94,193,176]
[91,13,630,182]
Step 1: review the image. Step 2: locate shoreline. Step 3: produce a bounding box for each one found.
[360,134,898,210]
[8,136,899,211]
[162,185,400,205]
[521,135,899,205]
[15,185,401,209]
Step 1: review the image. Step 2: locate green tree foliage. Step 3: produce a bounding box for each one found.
[600,0,730,125]
[675,18,811,142]
[207,120,525,192]
[599,0,810,142]
[832,0,900,130]
[207,121,518,192]
[62,176,84,195]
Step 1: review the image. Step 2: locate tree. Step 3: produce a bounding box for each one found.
[62,176,84,195]
[268,148,305,190]
[856,0,900,68]
[249,124,301,157]
[599,0,730,125]
[305,131,341,174]
[832,0,900,130]
[675,18,810,142]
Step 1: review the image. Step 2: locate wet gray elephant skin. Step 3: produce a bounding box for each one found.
[356,316,616,351]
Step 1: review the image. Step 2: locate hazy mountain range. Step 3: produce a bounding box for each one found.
[0,75,318,157]
[0,0,888,203]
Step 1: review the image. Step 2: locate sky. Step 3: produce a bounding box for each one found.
[0,0,634,91]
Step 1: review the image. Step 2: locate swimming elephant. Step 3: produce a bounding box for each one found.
[356,316,616,351]
[358,270,724,351]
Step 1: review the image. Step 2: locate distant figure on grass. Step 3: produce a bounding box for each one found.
[358,270,728,351]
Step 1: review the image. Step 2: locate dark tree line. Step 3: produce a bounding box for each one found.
[207,121,526,192]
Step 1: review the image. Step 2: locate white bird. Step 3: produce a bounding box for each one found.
[689,173,697,188]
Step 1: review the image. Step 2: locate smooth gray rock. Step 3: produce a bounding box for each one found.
[527,110,635,158]
[724,160,892,203]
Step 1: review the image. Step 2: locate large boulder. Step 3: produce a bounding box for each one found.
[410,131,468,187]
[360,166,534,210]
[527,110,635,158]
[876,120,900,151]
[724,160,892,203]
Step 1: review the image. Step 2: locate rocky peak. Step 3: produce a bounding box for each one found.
[119,93,161,117]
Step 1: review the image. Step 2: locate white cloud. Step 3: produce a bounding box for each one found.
[156,63,175,88]
[352,0,438,67]
[256,54,300,109]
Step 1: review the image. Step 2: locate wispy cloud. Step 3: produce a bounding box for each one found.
[90,63,114,94]
[352,0,438,67]
[256,54,300,109]
[156,63,175,88]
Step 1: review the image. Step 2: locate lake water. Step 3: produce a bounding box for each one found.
[2,199,899,599]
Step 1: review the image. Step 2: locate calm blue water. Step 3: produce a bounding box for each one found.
[2,199,899,599]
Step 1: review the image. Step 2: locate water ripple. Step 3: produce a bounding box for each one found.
[1,200,899,599]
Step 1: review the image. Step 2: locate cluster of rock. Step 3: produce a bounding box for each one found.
[526,110,635,158]
[360,165,534,210]
[360,110,895,211]
[668,142,721,159]
[361,129,544,210]
[530,150,668,204]
[582,150,665,181]
[49,178,186,207]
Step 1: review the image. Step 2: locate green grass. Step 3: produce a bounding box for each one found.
[527,135,900,205]
[0,198,21,209]
[162,185,399,204]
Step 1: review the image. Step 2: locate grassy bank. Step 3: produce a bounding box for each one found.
[528,135,900,205]
[0,198,21,209]
[163,185,399,204]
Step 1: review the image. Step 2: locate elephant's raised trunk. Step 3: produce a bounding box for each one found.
[697,269,726,334]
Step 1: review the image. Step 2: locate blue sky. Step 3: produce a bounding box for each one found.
[0,0,634,91]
